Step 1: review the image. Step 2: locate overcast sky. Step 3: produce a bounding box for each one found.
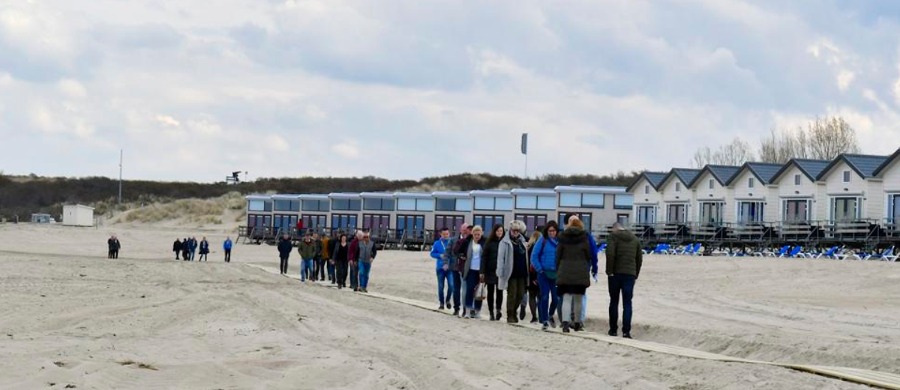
[3,0,900,182]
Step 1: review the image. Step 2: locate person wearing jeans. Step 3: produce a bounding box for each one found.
[298,235,317,282]
[355,231,377,292]
[450,224,471,317]
[605,222,643,339]
[462,226,486,318]
[530,221,560,330]
[430,228,454,310]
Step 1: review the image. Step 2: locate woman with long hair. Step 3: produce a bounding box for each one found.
[481,224,505,321]
[497,220,529,324]
[462,226,487,319]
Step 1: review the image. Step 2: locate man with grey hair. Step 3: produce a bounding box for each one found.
[348,230,364,291]
[606,221,642,338]
[497,220,529,324]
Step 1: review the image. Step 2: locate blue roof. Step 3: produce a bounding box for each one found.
[818,154,889,180]
[727,162,784,185]
[671,168,701,186]
[873,148,900,176]
[693,165,741,187]
[769,159,830,182]
[626,171,674,192]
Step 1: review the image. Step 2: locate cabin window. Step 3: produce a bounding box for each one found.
[614,195,633,209]
[842,170,851,183]
[709,179,714,190]
[644,185,649,194]
[748,178,755,188]
[794,174,801,186]
[675,183,681,192]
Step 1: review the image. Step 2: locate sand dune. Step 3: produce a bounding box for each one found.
[1,223,895,389]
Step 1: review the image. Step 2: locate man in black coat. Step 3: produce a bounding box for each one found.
[277,233,293,275]
[173,239,183,260]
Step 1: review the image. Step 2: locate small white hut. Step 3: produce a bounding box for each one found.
[62,204,94,227]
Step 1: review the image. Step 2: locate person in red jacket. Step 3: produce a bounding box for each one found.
[347,230,363,291]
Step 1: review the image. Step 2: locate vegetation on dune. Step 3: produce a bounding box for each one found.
[0,171,639,221]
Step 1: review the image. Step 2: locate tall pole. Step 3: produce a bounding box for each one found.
[521,133,528,179]
[118,149,123,205]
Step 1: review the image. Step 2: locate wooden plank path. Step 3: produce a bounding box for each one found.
[243,263,900,390]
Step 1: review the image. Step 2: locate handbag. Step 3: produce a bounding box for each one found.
[474,282,487,301]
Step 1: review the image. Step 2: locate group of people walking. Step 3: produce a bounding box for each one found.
[430,215,643,337]
[173,236,233,262]
[277,230,377,292]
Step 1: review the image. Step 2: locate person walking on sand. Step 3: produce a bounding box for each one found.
[481,224,504,321]
[355,231,377,293]
[565,214,599,324]
[430,228,454,310]
[189,237,198,261]
[333,234,350,289]
[348,231,363,291]
[181,237,190,261]
[556,218,592,333]
[450,224,471,317]
[107,235,116,259]
[223,236,233,263]
[531,221,561,330]
[277,233,292,275]
[298,234,317,282]
[173,238,183,260]
[462,225,486,318]
[112,235,121,259]
[497,220,529,324]
[320,233,333,283]
[525,230,542,324]
[606,222,643,339]
[312,232,325,281]
[198,237,210,262]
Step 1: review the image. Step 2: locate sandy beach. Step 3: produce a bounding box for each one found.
[1,223,897,389]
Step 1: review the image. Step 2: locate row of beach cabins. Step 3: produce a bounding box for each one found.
[240,186,634,249]
[629,150,900,251]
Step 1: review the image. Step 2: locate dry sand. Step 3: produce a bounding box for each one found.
[1,223,897,389]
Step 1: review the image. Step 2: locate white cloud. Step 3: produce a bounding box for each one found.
[331,142,359,159]
[2,1,900,180]
[155,114,180,127]
[837,70,855,91]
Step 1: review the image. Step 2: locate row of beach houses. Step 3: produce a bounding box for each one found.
[242,149,900,246]
[243,186,633,244]
[628,150,900,243]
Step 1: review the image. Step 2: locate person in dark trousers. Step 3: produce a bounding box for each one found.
[223,237,233,262]
[198,237,210,261]
[450,223,471,317]
[606,222,643,339]
[107,235,116,259]
[462,226,486,318]
[181,237,190,261]
[531,221,561,330]
[173,238,183,260]
[189,237,198,261]
[313,232,326,281]
[556,218,592,333]
[430,228,454,310]
[481,224,504,321]
[497,220,528,324]
[321,233,333,283]
[332,234,350,289]
[347,231,363,291]
[355,231,377,293]
[525,230,543,325]
[277,233,292,275]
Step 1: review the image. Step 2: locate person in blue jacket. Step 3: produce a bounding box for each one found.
[277,233,292,275]
[429,227,454,310]
[223,237,233,263]
[530,220,561,331]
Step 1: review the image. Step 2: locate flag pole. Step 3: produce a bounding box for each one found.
[521,133,528,179]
